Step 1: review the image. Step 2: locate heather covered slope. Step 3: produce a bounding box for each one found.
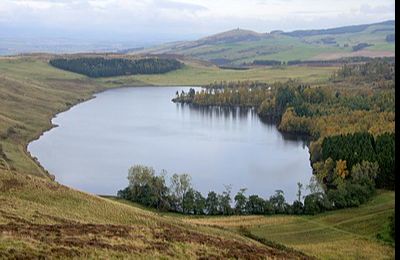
[1,170,311,259]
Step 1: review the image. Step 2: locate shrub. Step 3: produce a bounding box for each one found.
[291,201,304,215]
[303,192,331,215]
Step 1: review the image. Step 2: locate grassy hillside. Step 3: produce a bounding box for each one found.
[182,191,395,259]
[137,20,395,65]
[0,57,102,177]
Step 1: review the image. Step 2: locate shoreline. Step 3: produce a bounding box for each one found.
[23,90,99,180]
[24,84,201,181]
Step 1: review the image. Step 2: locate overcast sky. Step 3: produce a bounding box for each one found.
[0,0,395,43]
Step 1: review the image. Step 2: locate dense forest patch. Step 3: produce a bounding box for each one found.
[49,57,183,78]
[320,132,394,189]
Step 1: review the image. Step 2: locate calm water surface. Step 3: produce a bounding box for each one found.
[28,87,312,202]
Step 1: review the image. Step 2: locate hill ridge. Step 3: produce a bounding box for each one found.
[135,20,395,65]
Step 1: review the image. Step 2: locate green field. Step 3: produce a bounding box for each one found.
[98,61,337,87]
[182,191,395,259]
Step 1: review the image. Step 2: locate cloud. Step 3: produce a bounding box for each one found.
[0,0,395,43]
[154,0,208,12]
[360,3,395,15]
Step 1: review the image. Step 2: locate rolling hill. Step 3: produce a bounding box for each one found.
[135,20,395,65]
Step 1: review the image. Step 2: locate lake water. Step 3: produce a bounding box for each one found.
[28,86,312,202]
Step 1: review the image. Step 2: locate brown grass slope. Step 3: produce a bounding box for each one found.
[0,170,311,259]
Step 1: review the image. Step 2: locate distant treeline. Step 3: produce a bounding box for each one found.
[172,81,273,111]
[249,56,380,67]
[352,43,373,52]
[252,60,282,66]
[284,20,394,37]
[49,57,183,77]
[218,65,251,70]
[331,57,395,82]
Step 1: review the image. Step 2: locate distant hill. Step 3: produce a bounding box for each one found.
[284,20,395,37]
[135,20,395,65]
[197,28,265,44]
